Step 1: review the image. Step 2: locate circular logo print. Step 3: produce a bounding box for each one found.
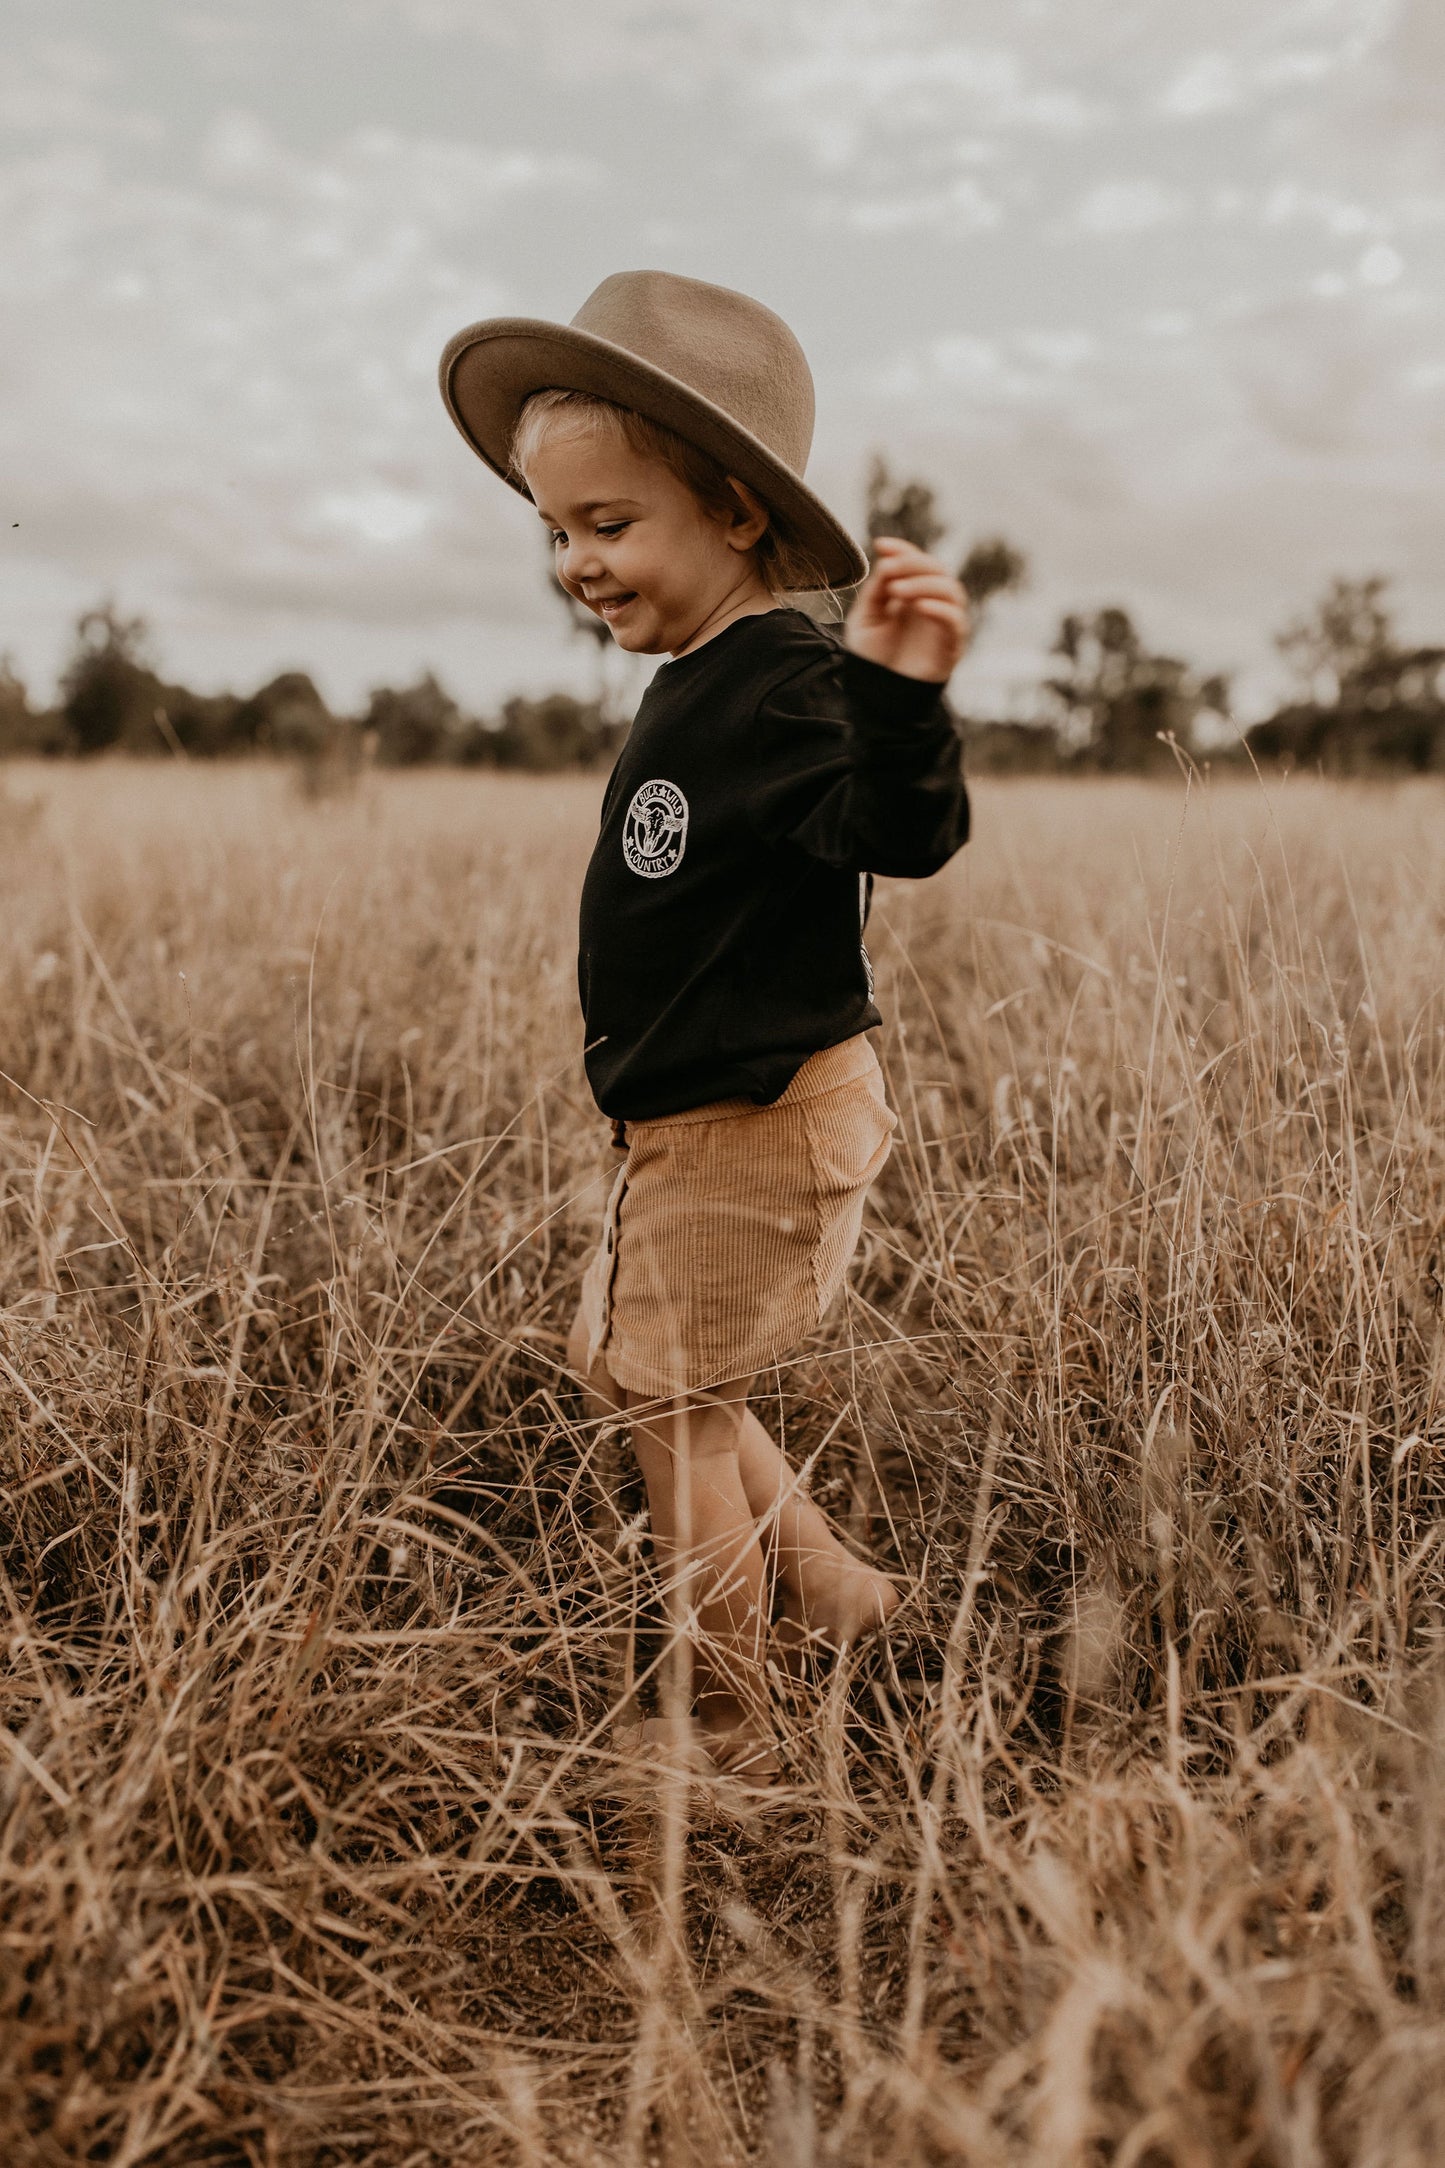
[622,779,689,879]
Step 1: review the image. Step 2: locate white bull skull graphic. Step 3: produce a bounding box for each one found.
[623,780,689,878]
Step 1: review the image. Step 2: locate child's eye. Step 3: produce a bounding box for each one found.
[597,522,629,537]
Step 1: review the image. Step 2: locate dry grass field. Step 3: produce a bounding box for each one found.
[2,758,1444,2166]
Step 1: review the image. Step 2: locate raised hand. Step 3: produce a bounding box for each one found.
[843,535,971,684]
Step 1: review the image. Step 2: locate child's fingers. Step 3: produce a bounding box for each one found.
[850,544,969,656]
[905,599,970,628]
[879,586,970,630]
[866,538,947,592]
[874,571,966,602]
[868,548,945,583]
[866,584,961,621]
[870,570,967,614]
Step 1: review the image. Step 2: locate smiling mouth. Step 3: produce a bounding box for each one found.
[590,593,637,620]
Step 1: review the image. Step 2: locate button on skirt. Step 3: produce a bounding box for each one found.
[577,1033,898,1400]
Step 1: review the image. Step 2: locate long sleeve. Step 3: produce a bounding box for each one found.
[747,643,970,877]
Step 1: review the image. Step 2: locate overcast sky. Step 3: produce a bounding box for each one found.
[4,0,1443,719]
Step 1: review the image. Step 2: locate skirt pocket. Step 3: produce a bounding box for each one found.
[803,1071,898,1321]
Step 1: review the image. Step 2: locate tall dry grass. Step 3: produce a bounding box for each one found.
[2,758,1443,2166]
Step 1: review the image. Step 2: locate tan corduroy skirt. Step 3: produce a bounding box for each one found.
[578,1033,898,1400]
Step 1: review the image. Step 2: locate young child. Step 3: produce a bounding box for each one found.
[440,271,970,1780]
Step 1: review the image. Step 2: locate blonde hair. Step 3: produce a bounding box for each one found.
[510,387,836,598]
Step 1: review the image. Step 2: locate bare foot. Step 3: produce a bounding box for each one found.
[615,1710,780,1787]
[697,1711,783,1784]
[614,1714,716,1776]
[776,1564,904,1668]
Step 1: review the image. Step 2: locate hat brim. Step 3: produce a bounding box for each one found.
[439,317,868,592]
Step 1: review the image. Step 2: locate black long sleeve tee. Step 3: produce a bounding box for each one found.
[577,607,969,1120]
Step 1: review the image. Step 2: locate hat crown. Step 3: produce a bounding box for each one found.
[570,271,816,476]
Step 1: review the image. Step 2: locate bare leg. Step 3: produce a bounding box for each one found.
[565,1304,897,1657]
[566,1303,624,1418]
[623,1377,779,1774]
[734,1408,901,1650]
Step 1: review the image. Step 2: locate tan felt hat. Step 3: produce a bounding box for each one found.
[438,269,868,592]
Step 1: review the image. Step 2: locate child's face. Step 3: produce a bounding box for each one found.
[523,427,766,657]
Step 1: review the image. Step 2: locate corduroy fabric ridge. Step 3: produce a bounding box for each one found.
[578,1033,896,1399]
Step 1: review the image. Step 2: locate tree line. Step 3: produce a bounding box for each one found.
[0,609,625,774]
[855,461,1445,776]
[3,462,1441,774]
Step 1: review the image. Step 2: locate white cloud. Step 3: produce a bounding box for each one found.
[371,0,1107,141]
[1158,8,1385,121]
[171,9,274,54]
[1359,240,1404,283]
[310,488,435,545]
[0,39,158,141]
[1018,331,1097,370]
[1070,179,1188,236]
[839,177,1003,236]
[1261,182,1378,235]
[761,40,1103,167]
[865,334,1003,403]
[1160,51,1241,118]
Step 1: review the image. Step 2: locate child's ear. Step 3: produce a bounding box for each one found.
[722,478,770,551]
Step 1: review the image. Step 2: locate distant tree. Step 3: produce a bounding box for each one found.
[961,720,1063,774]
[229,671,335,757]
[451,720,499,767]
[864,455,946,554]
[228,673,361,795]
[492,692,623,772]
[0,654,26,723]
[959,536,1028,621]
[1045,607,1230,771]
[1249,576,1445,772]
[0,653,45,756]
[1276,576,1395,707]
[363,672,463,766]
[550,562,612,656]
[151,685,244,758]
[59,604,159,755]
[546,557,623,722]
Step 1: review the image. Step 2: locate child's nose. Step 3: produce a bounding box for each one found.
[560,537,604,586]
